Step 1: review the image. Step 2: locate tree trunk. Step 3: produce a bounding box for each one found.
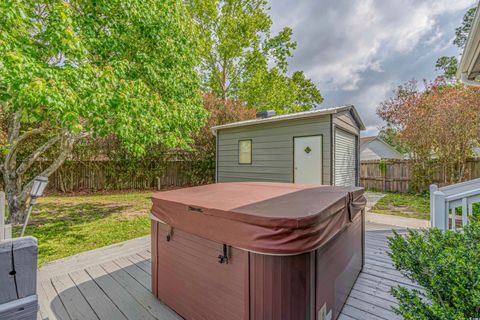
[3,131,86,225]
[4,173,28,224]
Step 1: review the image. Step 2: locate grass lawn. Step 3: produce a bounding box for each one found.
[13,191,154,266]
[370,192,430,220]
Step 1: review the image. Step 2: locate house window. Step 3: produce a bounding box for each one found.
[239,140,252,164]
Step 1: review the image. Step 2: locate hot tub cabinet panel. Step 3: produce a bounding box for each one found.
[151,182,366,320]
[152,222,249,320]
[247,251,315,319]
[315,212,364,320]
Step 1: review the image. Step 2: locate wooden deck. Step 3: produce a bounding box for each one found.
[37,223,419,320]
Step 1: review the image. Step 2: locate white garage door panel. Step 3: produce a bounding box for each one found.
[335,129,357,187]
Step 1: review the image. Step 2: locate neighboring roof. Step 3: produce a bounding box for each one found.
[457,2,480,84]
[211,105,365,135]
[360,136,376,147]
[359,135,404,159]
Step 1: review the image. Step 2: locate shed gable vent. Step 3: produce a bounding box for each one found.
[256,110,276,119]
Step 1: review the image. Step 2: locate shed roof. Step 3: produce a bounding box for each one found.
[211,105,365,135]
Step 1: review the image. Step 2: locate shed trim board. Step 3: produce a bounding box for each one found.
[215,130,219,182]
[330,114,334,185]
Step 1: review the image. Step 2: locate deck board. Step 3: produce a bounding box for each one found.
[38,223,416,320]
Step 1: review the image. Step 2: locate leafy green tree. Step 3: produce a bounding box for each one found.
[378,127,409,154]
[453,7,478,48]
[187,0,323,113]
[435,56,459,80]
[0,0,207,223]
[436,7,477,79]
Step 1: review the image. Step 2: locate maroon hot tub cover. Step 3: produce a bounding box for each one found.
[150,182,366,320]
[151,182,365,255]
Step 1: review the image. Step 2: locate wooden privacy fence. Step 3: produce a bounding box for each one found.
[7,160,206,193]
[360,159,480,193]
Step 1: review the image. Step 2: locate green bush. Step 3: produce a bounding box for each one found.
[388,214,480,319]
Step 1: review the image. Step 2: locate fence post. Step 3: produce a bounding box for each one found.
[431,190,446,230]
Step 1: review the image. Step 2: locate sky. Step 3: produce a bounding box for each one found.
[269,0,477,136]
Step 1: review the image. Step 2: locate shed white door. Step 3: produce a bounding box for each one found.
[334,129,357,186]
[294,136,322,184]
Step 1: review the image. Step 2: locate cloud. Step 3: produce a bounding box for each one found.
[271,0,475,91]
[269,0,476,135]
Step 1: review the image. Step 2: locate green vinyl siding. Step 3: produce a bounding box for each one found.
[216,116,332,183]
[333,110,360,135]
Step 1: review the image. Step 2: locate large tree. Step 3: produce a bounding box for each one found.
[0,0,207,223]
[377,80,480,190]
[187,0,323,113]
[436,6,477,79]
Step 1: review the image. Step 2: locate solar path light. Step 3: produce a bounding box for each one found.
[20,176,48,237]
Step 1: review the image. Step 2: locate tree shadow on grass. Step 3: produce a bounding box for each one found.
[13,202,132,246]
[32,202,132,225]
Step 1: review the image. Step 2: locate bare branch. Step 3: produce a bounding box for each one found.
[4,127,45,170]
[16,135,61,176]
[73,132,90,141]
[17,132,88,203]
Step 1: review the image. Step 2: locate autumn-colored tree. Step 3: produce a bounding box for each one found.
[186,93,256,183]
[377,79,480,190]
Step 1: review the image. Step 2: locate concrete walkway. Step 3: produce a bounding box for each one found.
[364,191,430,229]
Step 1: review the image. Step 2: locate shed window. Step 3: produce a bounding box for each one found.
[239,140,252,164]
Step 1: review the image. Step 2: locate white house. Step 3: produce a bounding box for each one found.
[457,2,480,86]
[360,136,403,161]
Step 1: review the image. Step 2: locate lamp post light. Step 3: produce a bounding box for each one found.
[20,176,48,237]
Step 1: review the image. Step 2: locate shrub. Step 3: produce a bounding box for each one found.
[182,93,256,184]
[388,214,480,319]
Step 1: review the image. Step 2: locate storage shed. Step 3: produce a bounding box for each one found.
[212,105,365,187]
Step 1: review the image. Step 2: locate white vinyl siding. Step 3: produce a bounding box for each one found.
[335,129,357,186]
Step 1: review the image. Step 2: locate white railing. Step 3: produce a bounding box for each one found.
[430,178,480,230]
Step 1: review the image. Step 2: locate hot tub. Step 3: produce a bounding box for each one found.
[150,182,366,320]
